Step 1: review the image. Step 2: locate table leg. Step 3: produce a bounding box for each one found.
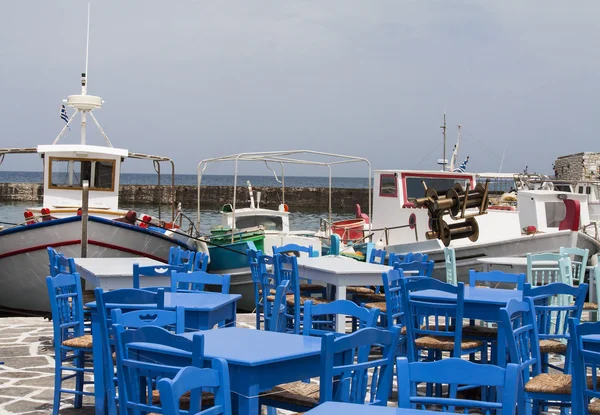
[90,311,107,415]
[235,382,260,415]
[226,303,237,328]
[335,285,346,333]
[497,324,506,367]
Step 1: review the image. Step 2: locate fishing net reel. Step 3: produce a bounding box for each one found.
[413,181,490,247]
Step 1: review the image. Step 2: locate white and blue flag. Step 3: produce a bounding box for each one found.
[60,105,70,130]
[453,156,469,173]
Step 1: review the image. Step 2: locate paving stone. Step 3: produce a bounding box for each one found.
[2,356,51,369]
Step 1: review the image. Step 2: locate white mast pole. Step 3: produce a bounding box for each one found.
[80,3,91,145]
[85,2,90,91]
[499,149,506,173]
[440,113,447,171]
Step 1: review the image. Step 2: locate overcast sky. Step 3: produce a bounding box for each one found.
[1,1,599,176]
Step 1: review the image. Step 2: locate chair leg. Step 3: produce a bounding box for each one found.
[74,350,85,408]
[52,352,62,415]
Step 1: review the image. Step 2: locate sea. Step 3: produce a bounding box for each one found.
[0,172,368,233]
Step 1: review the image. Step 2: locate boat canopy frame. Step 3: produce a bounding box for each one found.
[197,150,372,242]
[0,148,177,221]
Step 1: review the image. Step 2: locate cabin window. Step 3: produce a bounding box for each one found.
[555,185,571,192]
[379,174,398,197]
[545,201,566,228]
[48,157,115,191]
[235,215,283,231]
[405,177,470,200]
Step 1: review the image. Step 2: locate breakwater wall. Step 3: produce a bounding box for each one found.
[0,183,370,213]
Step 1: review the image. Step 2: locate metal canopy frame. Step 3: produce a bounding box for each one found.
[197,150,372,240]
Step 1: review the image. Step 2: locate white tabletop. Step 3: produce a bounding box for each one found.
[477,257,557,267]
[74,257,166,277]
[296,255,391,274]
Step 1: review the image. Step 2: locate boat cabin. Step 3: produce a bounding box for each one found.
[38,144,128,214]
[517,190,591,233]
[220,205,290,233]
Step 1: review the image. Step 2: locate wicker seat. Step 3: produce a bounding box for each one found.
[584,302,599,311]
[524,373,572,395]
[345,286,375,295]
[539,339,568,354]
[362,293,386,302]
[462,325,498,339]
[415,336,483,352]
[364,301,387,313]
[589,400,600,414]
[152,389,215,409]
[300,284,325,293]
[263,381,320,409]
[266,295,331,306]
[258,288,276,295]
[61,334,93,349]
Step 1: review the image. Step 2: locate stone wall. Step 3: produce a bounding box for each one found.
[554,152,600,181]
[0,183,370,213]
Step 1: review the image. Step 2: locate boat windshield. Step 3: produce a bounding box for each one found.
[545,201,566,227]
[49,157,115,191]
[235,215,283,231]
[405,177,471,200]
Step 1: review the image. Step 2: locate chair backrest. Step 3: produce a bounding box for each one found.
[397,357,519,414]
[368,248,386,265]
[411,252,428,262]
[320,327,400,405]
[568,317,600,415]
[47,246,58,274]
[193,251,210,272]
[380,268,425,330]
[133,263,185,289]
[272,243,316,257]
[499,298,542,382]
[111,306,185,333]
[468,269,526,290]
[388,252,414,266]
[394,260,434,277]
[247,249,263,308]
[526,252,563,285]
[560,246,589,285]
[274,254,301,334]
[269,280,290,333]
[113,324,205,414]
[443,246,457,285]
[171,270,231,294]
[46,273,86,346]
[48,247,76,277]
[169,246,195,272]
[523,281,588,342]
[157,363,232,415]
[303,299,379,337]
[401,278,465,361]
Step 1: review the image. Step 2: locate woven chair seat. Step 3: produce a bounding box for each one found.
[152,389,214,409]
[360,293,386,303]
[539,339,568,354]
[462,325,498,339]
[524,373,572,395]
[258,288,277,295]
[265,295,331,306]
[346,286,375,295]
[415,336,483,351]
[300,284,325,293]
[584,302,599,311]
[364,302,387,313]
[62,334,93,349]
[589,400,600,414]
[263,381,320,408]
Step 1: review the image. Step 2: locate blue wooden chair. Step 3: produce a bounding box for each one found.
[94,287,159,412]
[157,363,232,415]
[273,243,325,297]
[48,247,77,277]
[388,252,413,267]
[397,357,519,414]
[347,248,388,300]
[262,326,401,412]
[268,280,290,333]
[303,299,379,337]
[369,248,386,264]
[444,246,457,284]
[469,269,526,290]
[400,279,485,363]
[567,317,600,415]
[500,297,573,414]
[111,306,185,333]
[247,249,266,329]
[46,273,94,415]
[394,260,434,277]
[113,324,206,414]
[411,252,429,262]
[171,270,231,294]
[524,281,587,373]
[133,263,185,290]
[169,246,195,272]
[193,251,210,272]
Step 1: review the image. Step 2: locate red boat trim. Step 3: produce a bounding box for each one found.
[0,239,166,262]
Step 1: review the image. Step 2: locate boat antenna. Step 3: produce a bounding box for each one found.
[499,149,506,173]
[440,113,447,171]
[84,2,90,93]
[450,124,461,171]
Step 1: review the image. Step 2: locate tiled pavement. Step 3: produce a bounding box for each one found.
[0,314,563,414]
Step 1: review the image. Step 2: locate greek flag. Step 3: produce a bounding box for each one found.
[453,156,469,173]
[60,105,70,130]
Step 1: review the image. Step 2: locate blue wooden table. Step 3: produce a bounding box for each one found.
[410,286,524,366]
[86,292,240,415]
[127,327,322,415]
[303,402,439,414]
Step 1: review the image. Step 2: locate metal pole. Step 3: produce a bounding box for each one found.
[441,113,447,171]
[81,180,89,258]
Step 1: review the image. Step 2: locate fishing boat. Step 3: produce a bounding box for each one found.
[0,23,195,314]
[196,150,371,310]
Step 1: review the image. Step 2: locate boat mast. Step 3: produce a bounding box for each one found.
[450,124,461,171]
[440,113,447,171]
[80,3,91,145]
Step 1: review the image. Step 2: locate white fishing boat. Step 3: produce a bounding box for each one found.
[0,16,196,314]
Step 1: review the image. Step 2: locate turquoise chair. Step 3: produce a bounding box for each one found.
[443,246,457,285]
